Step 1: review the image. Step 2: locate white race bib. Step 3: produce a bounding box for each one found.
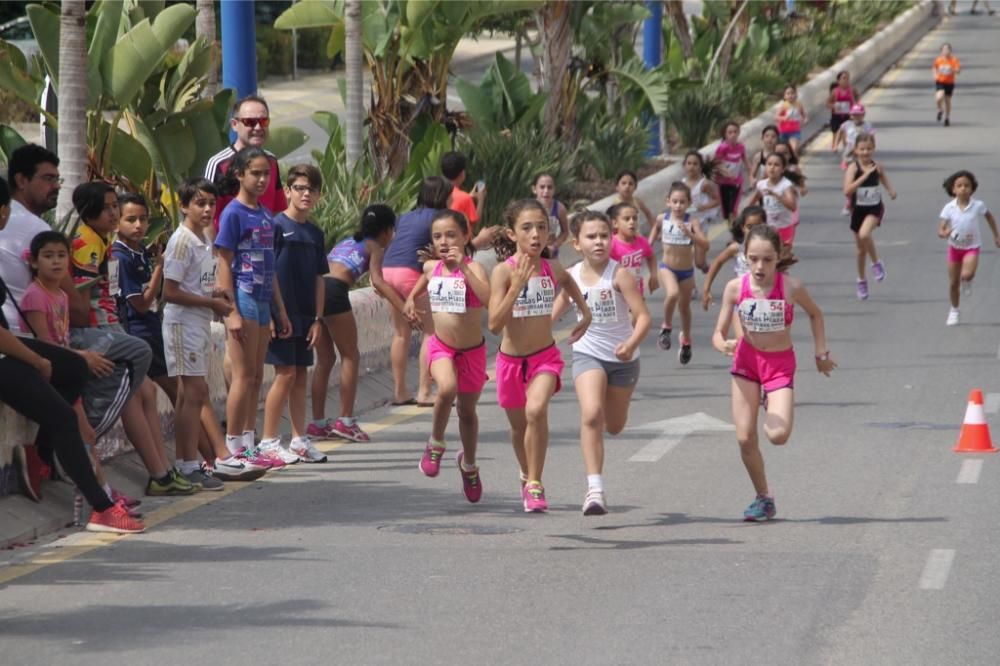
[720,161,738,178]
[662,221,692,246]
[548,215,561,238]
[834,101,851,114]
[512,275,555,318]
[939,65,953,75]
[107,257,120,296]
[949,230,975,249]
[856,186,881,206]
[200,255,217,295]
[428,276,467,314]
[739,298,786,333]
[583,286,618,324]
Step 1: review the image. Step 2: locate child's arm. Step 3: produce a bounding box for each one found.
[23,311,54,344]
[648,214,663,245]
[985,210,1000,247]
[163,278,233,317]
[746,187,763,206]
[712,279,740,355]
[487,258,532,335]
[798,102,808,125]
[403,262,433,321]
[552,261,590,344]
[555,203,570,249]
[688,218,710,251]
[937,216,952,239]
[613,267,650,362]
[59,272,92,328]
[701,242,739,310]
[307,274,325,348]
[777,186,798,212]
[270,276,292,339]
[788,277,836,376]
[125,253,164,314]
[635,196,656,235]
[842,162,872,196]
[550,288,572,323]
[877,164,897,199]
[462,260,492,307]
[645,253,659,293]
[832,126,843,152]
[741,149,752,179]
[699,180,722,213]
[214,248,243,342]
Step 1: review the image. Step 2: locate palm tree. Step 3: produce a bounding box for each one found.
[344,0,363,169]
[196,0,218,98]
[55,0,87,223]
[537,0,576,146]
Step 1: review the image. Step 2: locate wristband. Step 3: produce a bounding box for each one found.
[815,351,830,361]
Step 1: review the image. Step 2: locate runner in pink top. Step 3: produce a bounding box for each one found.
[608,202,657,295]
[714,121,751,223]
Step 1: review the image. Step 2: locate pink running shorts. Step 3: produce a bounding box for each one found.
[426,335,488,394]
[495,344,564,409]
[947,245,979,264]
[730,339,796,394]
[778,222,798,246]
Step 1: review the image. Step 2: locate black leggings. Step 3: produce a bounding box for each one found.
[0,338,113,511]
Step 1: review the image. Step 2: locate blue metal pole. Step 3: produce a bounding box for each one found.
[642,1,663,155]
[221,0,258,140]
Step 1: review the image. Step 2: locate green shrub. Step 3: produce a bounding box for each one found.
[256,25,293,81]
[576,110,650,181]
[0,87,36,124]
[663,83,731,150]
[296,28,336,70]
[776,40,818,84]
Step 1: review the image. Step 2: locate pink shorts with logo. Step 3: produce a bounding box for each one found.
[495,344,564,409]
[947,245,979,264]
[426,335,488,394]
[730,339,796,394]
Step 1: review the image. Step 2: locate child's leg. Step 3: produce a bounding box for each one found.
[138,379,166,451]
[73,401,96,446]
[678,277,695,343]
[415,302,436,404]
[153,375,178,405]
[574,369,608,476]
[429,358,458,442]
[523,373,558,482]
[947,259,962,308]
[695,237,709,271]
[504,408,529,478]
[289,367,309,438]
[248,324,271,435]
[175,376,208,464]
[311,321,335,422]
[456,391,481,467]
[762,387,794,445]
[89,448,107,487]
[859,215,880,270]
[263,364,295,439]
[604,382,638,436]
[660,267,680,328]
[225,321,257,437]
[120,394,169,477]
[732,376,768,496]
[200,403,228,460]
[944,91,952,119]
[854,232,867,281]
[960,250,979,288]
[388,306,413,404]
[330,310,360,418]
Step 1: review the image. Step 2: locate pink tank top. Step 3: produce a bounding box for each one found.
[737,272,793,332]
[832,86,855,116]
[430,257,483,309]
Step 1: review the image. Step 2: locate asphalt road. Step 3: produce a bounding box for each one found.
[2,12,999,666]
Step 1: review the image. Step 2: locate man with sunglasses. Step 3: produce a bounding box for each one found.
[203,95,287,233]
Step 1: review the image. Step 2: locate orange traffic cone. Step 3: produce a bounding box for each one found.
[954,389,998,453]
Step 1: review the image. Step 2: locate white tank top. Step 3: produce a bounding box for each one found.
[569,260,636,362]
[756,177,797,229]
[687,177,720,223]
[734,251,750,277]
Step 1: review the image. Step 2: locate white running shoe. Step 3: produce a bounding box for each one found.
[289,436,328,463]
[582,490,608,516]
[946,308,960,326]
[212,456,267,482]
[258,437,302,464]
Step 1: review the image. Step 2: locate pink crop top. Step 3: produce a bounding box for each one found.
[737,272,793,332]
[431,258,483,309]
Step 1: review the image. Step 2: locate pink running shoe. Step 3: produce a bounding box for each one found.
[419,440,446,477]
[306,420,338,440]
[237,446,284,470]
[456,452,482,503]
[110,488,141,509]
[523,481,548,513]
[331,418,371,442]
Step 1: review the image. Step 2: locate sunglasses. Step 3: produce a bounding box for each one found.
[236,117,270,129]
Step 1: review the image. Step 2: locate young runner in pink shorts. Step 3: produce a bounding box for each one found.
[404,210,491,502]
[488,199,590,513]
[713,225,835,523]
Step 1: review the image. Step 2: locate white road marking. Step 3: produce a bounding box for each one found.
[985,393,1000,414]
[956,459,983,484]
[918,549,955,590]
[629,412,735,462]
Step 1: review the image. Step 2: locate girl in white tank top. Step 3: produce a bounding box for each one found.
[682,151,721,273]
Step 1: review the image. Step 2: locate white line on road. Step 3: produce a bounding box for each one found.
[985,393,1000,414]
[629,412,734,463]
[956,459,983,484]
[918,549,955,590]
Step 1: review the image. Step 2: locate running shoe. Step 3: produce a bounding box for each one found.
[235,446,282,470]
[944,118,950,127]
[182,467,224,492]
[679,341,692,365]
[86,500,146,534]
[290,436,328,463]
[145,470,196,496]
[856,279,869,301]
[743,495,776,522]
[212,455,268,481]
[330,418,371,443]
[13,444,44,502]
[871,260,886,282]
[523,481,548,513]
[110,488,142,508]
[419,440,446,477]
[961,279,973,297]
[582,490,608,516]
[840,205,851,216]
[456,452,482,503]
[657,326,672,351]
[306,420,338,440]
[937,109,943,122]
[946,307,960,326]
[258,438,301,465]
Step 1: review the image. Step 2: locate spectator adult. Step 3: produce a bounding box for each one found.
[203,94,287,231]
[380,176,452,406]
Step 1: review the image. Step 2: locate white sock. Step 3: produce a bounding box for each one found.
[225,435,242,455]
[180,460,201,475]
[243,431,255,449]
[260,437,281,448]
[312,418,327,427]
[103,483,113,501]
[340,416,356,426]
[460,457,477,471]
[587,474,604,492]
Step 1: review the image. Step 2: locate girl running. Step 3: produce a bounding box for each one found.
[937,170,1000,325]
[214,146,293,460]
[405,210,490,503]
[613,170,656,234]
[776,85,808,154]
[682,151,722,273]
[309,204,397,443]
[750,125,780,183]
[747,152,803,248]
[712,224,836,522]
[701,205,767,312]
[489,199,590,513]
[532,173,569,259]
[774,139,808,197]
[649,182,708,365]
[843,133,897,300]
[832,104,874,170]
[827,70,858,137]
[714,121,751,224]
[933,43,960,126]
[552,211,651,515]
[608,203,657,296]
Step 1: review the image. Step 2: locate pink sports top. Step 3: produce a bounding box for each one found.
[831,86,855,116]
[505,256,556,318]
[428,257,483,313]
[737,272,793,333]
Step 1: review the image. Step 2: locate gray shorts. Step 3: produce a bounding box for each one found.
[571,351,640,387]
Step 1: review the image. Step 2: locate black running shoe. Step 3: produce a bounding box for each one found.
[657,327,672,351]
[679,343,692,365]
[937,110,942,122]
[944,118,950,127]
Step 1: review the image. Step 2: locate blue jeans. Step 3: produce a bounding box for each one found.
[235,290,271,326]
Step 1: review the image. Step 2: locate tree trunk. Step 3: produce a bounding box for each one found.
[537,1,575,146]
[718,0,751,81]
[55,0,87,224]
[665,0,693,59]
[196,0,218,98]
[345,0,363,169]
